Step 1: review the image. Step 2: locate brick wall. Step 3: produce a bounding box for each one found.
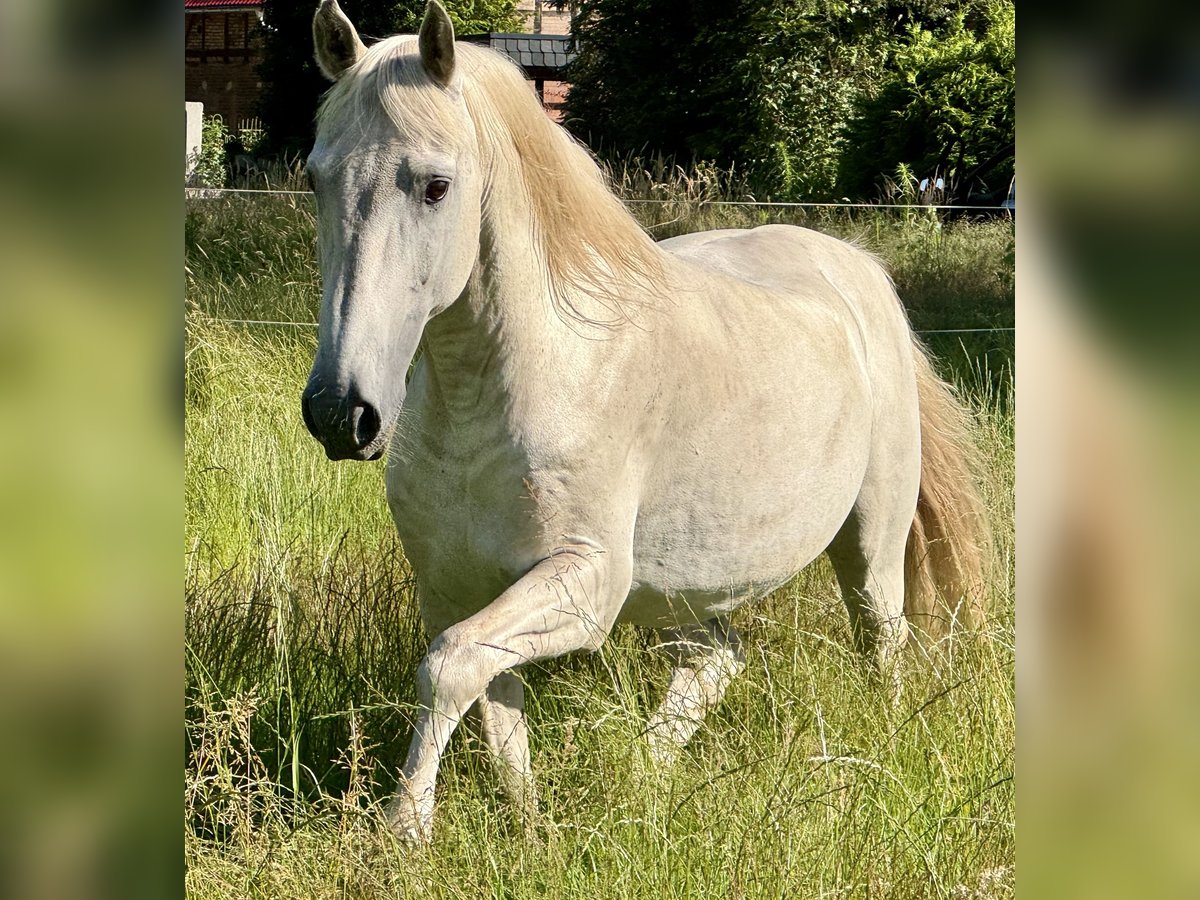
[514,2,575,121]
[184,8,571,130]
[184,11,265,130]
[515,0,573,35]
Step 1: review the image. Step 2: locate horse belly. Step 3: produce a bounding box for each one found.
[621,486,858,627]
[621,385,872,628]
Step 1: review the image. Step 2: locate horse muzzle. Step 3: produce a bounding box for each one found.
[301,385,386,461]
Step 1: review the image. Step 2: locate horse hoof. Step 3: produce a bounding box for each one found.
[385,800,432,847]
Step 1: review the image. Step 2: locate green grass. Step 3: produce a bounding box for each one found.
[185,189,1014,899]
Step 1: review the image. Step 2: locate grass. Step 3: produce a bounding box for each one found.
[184,182,1014,899]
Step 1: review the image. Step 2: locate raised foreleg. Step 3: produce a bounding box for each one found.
[645,616,745,766]
[389,544,631,844]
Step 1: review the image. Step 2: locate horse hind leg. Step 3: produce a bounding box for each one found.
[645,616,745,766]
[826,505,911,702]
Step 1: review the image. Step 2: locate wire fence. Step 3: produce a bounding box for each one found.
[185,186,1012,212]
[187,187,312,198]
[186,186,1013,337]
[186,315,1012,338]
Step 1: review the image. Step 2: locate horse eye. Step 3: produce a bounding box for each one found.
[424,179,450,204]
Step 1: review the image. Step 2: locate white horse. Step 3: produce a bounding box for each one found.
[301,0,989,844]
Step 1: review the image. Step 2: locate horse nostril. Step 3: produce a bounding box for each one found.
[350,401,381,449]
[301,393,319,440]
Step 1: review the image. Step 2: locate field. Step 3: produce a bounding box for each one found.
[185,190,1014,899]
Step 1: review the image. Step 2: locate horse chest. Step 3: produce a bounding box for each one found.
[384,421,551,613]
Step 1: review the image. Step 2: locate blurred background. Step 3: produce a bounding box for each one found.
[0,1,179,898]
[1020,2,1200,897]
[0,0,1197,896]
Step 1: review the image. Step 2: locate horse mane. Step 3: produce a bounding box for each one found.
[317,37,665,327]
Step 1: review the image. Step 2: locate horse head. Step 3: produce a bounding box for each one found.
[302,1,481,460]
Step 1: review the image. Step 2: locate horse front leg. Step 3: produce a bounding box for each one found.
[477,670,537,832]
[388,544,630,845]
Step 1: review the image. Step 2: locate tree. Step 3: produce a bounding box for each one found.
[837,2,1014,201]
[565,0,1009,201]
[258,0,522,156]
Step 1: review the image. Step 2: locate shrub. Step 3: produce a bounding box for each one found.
[191,115,231,188]
[837,2,1015,202]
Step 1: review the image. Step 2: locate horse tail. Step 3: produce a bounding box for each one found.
[904,340,992,642]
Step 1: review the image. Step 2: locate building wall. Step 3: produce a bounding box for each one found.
[514,1,574,120]
[184,11,265,131]
[185,7,568,131]
[515,0,573,35]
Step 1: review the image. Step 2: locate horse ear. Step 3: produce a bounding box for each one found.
[313,0,366,81]
[419,1,456,87]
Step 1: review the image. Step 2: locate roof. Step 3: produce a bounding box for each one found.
[460,33,575,78]
[184,0,262,9]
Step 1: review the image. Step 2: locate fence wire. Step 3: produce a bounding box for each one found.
[185,186,1011,212]
[186,316,1012,337]
[186,186,1013,337]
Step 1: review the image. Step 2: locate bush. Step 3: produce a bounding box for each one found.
[566,1,1006,201]
[190,115,230,188]
[837,2,1015,202]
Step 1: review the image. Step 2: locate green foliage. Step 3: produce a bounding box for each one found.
[838,2,1015,201]
[236,124,266,156]
[191,115,231,188]
[567,0,1012,202]
[258,0,521,156]
[389,0,524,33]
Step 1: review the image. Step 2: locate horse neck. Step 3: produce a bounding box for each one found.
[417,168,569,420]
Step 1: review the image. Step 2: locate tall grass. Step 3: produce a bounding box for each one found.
[185,177,1013,898]
[186,167,1014,333]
